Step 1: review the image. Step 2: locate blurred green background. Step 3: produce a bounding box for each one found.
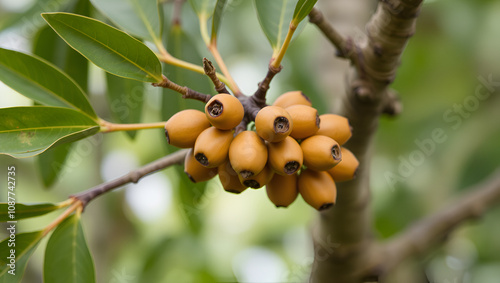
[0,0,499,282]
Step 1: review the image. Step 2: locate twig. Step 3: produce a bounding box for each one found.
[203,58,229,94]
[153,74,212,103]
[378,169,500,276]
[71,149,188,209]
[253,64,282,105]
[308,8,360,67]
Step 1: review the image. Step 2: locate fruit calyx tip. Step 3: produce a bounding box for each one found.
[185,172,196,183]
[319,203,334,211]
[332,145,342,161]
[207,100,223,117]
[273,116,290,133]
[195,153,209,166]
[284,161,300,174]
[240,170,254,179]
[243,180,260,189]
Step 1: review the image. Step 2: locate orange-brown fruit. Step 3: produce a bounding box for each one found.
[229,131,268,178]
[205,93,244,130]
[285,105,320,140]
[298,169,337,211]
[272,90,312,109]
[255,106,293,142]
[266,173,298,207]
[164,109,211,148]
[193,127,233,168]
[238,164,274,189]
[218,160,247,194]
[327,147,359,182]
[301,135,342,171]
[184,148,218,183]
[267,136,303,175]
[316,114,352,145]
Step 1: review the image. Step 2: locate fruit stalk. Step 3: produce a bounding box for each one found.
[253,65,283,104]
[153,74,212,102]
[203,58,230,94]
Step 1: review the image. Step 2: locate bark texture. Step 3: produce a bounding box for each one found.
[310,1,423,282]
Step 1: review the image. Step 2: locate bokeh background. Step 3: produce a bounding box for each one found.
[1,0,499,282]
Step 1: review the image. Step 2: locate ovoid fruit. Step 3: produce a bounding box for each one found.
[164,109,211,148]
[255,106,293,142]
[267,136,303,175]
[285,105,320,140]
[194,127,233,168]
[327,147,359,182]
[298,169,337,211]
[229,131,268,179]
[316,114,352,146]
[266,173,298,207]
[184,148,218,183]
[238,165,274,189]
[218,160,247,194]
[272,90,312,109]
[205,93,244,130]
[301,135,342,171]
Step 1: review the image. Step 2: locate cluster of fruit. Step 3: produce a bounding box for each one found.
[164,91,359,210]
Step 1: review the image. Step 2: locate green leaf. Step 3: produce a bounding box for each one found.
[44,214,96,283]
[0,106,100,158]
[254,0,297,51]
[0,0,71,32]
[33,26,90,94]
[37,144,73,188]
[0,231,44,282]
[0,203,60,222]
[42,12,163,83]
[292,0,318,24]
[106,74,144,139]
[189,0,217,17]
[33,0,91,93]
[211,0,228,42]
[0,47,96,119]
[90,0,162,43]
[33,0,91,188]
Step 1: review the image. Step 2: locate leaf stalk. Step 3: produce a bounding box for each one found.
[99,119,166,133]
[270,22,297,70]
[42,200,82,237]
